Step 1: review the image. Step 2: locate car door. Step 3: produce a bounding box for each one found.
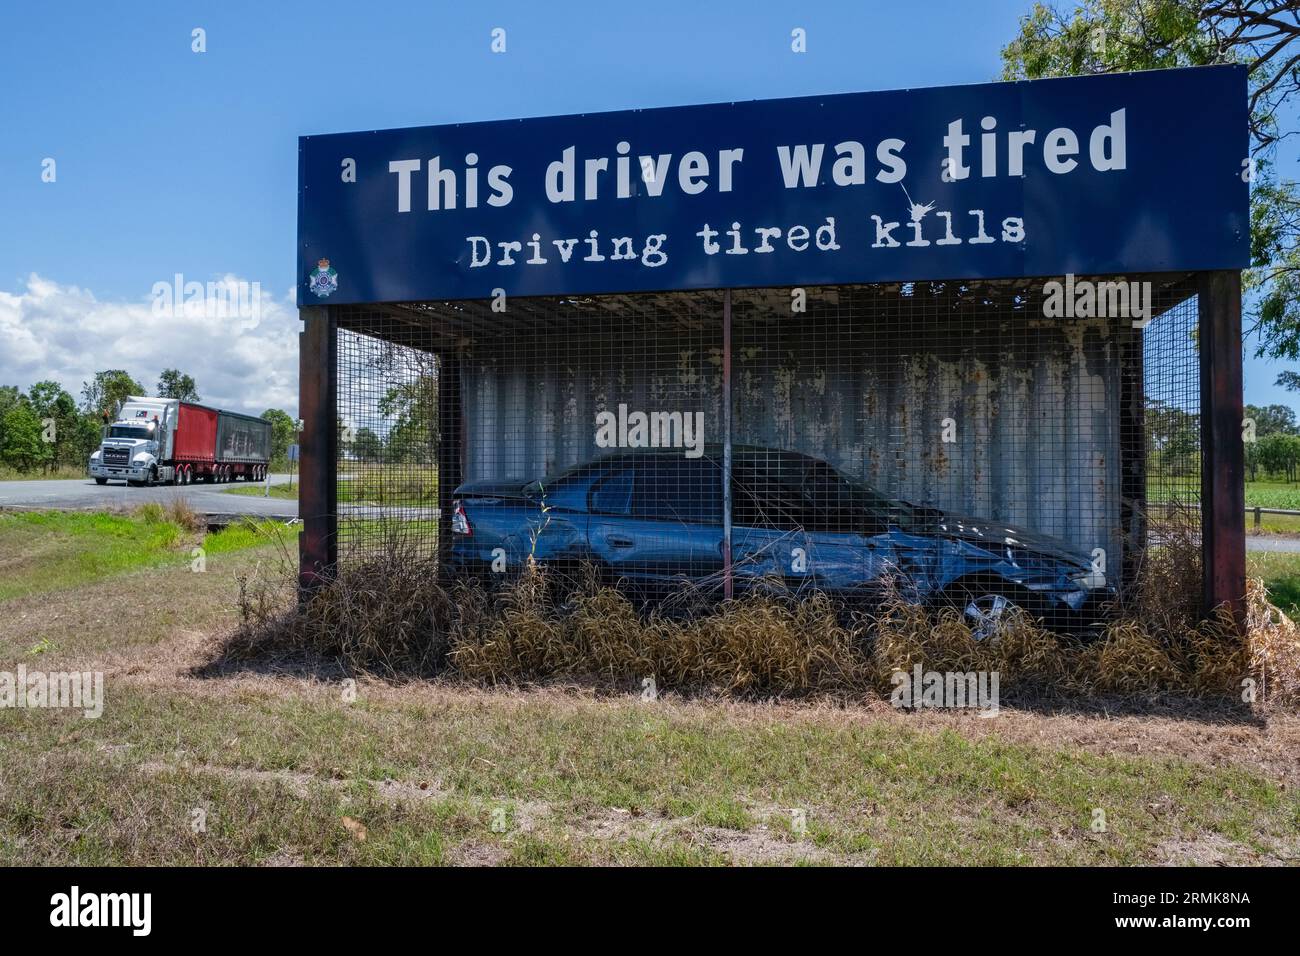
[730,463,811,591]
[801,512,896,595]
[797,465,908,598]
[587,456,724,597]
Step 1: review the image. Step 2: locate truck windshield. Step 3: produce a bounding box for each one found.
[107,425,153,440]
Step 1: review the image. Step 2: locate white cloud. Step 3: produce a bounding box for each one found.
[0,273,298,417]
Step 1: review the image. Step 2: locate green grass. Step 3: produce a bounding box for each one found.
[203,519,297,554]
[0,464,88,482]
[1,682,1295,866]
[0,505,1295,865]
[1249,550,1300,616]
[224,465,436,505]
[224,481,298,500]
[1242,482,1300,534]
[1248,512,1300,535]
[0,510,183,601]
[1245,481,1300,510]
[337,463,437,506]
[0,509,295,602]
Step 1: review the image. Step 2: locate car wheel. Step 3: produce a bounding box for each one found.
[94,477,108,485]
[944,583,1034,641]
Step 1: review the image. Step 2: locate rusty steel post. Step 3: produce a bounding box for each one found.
[437,350,464,581]
[1198,270,1245,628]
[722,289,733,601]
[299,305,338,601]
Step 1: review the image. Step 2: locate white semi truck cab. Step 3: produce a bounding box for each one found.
[89,397,176,486]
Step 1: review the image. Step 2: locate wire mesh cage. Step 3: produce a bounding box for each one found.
[332,273,1202,631]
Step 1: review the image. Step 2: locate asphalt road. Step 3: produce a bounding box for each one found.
[1243,535,1300,553]
[0,475,299,519]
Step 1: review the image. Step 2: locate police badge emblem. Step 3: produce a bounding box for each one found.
[308,257,338,298]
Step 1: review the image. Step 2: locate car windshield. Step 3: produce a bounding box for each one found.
[742,455,922,532]
[107,425,153,440]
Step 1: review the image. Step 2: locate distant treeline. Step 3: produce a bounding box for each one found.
[0,369,297,474]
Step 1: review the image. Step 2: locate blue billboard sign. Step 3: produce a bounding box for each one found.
[297,65,1249,306]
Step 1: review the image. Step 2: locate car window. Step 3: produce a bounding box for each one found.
[799,460,894,532]
[731,456,902,534]
[631,457,721,523]
[589,467,633,515]
[732,464,809,530]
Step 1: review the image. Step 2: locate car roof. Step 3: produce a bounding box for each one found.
[588,444,813,463]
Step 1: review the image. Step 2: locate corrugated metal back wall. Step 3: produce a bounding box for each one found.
[334,277,1202,589]
[456,283,1151,562]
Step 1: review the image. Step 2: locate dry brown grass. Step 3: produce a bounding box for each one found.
[865,531,1257,700]
[163,497,206,533]
[218,529,1300,707]
[226,537,452,677]
[447,565,866,695]
[1246,577,1300,706]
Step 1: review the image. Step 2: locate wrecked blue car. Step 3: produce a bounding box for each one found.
[450,446,1113,637]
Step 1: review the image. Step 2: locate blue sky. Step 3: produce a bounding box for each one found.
[0,0,1293,415]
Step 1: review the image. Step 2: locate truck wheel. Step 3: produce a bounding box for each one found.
[94,477,108,485]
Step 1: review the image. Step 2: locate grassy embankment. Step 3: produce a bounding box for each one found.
[0,507,1296,865]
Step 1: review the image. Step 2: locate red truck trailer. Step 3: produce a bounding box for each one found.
[90,396,273,486]
[174,403,273,485]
